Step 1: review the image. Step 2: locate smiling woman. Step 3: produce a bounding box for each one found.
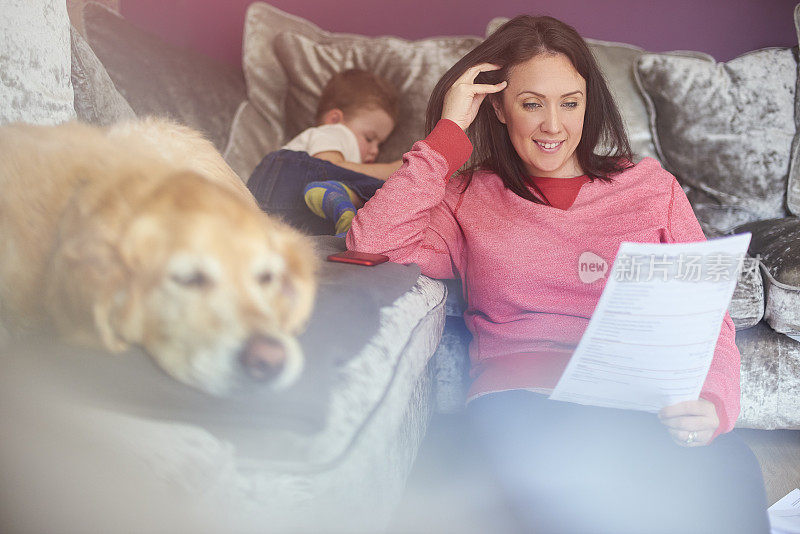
[424,14,633,206]
[489,53,586,178]
[347,14,771,534]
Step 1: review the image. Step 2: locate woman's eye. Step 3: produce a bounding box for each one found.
[522,102,541,110]
[563,101,579,109]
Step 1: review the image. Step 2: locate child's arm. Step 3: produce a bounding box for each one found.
[346,119,471,280]
[311,151,402,180]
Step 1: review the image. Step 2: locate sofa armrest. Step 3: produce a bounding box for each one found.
[82,3,246,152]
[735,216,800,335]
[729,255,764,329]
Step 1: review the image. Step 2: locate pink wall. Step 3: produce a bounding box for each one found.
[122,0,799,66]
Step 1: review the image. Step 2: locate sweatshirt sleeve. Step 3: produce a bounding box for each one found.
[664,175,741,441]
[346,119,473,279]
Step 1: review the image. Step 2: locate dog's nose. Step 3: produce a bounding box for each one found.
[239,335,285,382]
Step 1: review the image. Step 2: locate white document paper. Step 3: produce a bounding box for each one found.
[550,233,751,412]
[769,488,800,534]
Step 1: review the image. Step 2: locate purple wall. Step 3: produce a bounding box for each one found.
[122,0,798,66]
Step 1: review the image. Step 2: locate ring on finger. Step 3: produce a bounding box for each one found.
[684,431,697,444]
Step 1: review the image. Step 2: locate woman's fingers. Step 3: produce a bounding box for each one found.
[659,400,720,447]
[443,63,506,130]
[456,62,503,84]
[659,400,715,419]
[667,428,714,447]
[472,81,508,94]
[659,415,715,432]
[455,63,506,95]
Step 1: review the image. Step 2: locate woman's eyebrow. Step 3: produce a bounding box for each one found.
[517,90,584,98]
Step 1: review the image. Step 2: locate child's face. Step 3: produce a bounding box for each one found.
[343,108,395,163]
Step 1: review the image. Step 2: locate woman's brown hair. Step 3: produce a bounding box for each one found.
[425,15,633,204]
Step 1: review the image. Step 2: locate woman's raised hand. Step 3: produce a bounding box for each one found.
[441,63,507,131]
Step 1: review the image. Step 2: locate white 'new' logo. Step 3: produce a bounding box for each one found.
[578,252,608,283]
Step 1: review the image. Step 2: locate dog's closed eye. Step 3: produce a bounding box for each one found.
[253,254,285,291]
[167,254,220,291]
[171,270,213,289]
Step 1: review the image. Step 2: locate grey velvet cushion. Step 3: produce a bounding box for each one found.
[228,1,481,180]
[70,24,135,126]
[0,0,76,125]
[485,17,658,162]
[635,48,797,234]
[737,321,800,430]
[225,100,277,183]
[788,4,800,215]
[736,217,800,336]
[82,2,246,152]
[273,31,481,163]
[227,2,336,181]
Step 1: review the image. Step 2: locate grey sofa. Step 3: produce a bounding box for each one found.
[221,2,800,431]
[2,1,799,532]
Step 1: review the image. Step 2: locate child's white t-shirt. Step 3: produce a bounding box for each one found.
[281,124,361,163]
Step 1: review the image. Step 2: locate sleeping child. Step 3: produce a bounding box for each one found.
[247,69,401,237]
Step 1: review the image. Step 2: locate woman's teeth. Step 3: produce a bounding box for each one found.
[536,140,563,150]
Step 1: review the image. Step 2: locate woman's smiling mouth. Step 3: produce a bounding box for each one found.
[534,139,564,152]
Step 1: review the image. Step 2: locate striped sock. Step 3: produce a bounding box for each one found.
[304,181,357,236]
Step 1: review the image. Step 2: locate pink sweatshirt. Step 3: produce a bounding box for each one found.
[347,119,740,439]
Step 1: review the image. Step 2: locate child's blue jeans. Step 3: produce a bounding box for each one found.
[247,149,385,235]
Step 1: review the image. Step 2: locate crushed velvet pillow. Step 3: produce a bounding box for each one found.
[485,17,658,162]
[788,4,800,215]
[735,217,800,336]
[272,31,481,162]
[239,2,328,153]
[83,2,246,151]
[70,24,135,126]
[229,2,482,180]
[736,321,800,429]
[0,0,76,126]
[228,1,339,179]
[635,48,797,234]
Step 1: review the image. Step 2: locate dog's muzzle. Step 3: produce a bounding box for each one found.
[238,334,289,382]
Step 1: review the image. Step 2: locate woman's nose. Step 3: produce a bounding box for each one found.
[541,107,561,133]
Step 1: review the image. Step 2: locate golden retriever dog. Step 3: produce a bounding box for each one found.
[0,118,318,395]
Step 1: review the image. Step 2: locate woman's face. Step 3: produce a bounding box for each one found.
[491,53,586,178]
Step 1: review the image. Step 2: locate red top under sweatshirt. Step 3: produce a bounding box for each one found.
[347,119,741,440]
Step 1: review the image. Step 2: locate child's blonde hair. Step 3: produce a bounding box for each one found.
[315,69,399,124]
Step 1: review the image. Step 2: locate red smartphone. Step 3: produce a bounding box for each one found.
[327,250,390,266]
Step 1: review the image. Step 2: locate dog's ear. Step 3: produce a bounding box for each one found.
[118,213,169,276]
[46,219,133,353]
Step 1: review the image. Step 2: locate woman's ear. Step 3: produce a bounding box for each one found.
[320,108,345,125]
[490,95,507,125]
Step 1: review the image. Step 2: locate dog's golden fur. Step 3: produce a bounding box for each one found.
[0,118,318,395]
